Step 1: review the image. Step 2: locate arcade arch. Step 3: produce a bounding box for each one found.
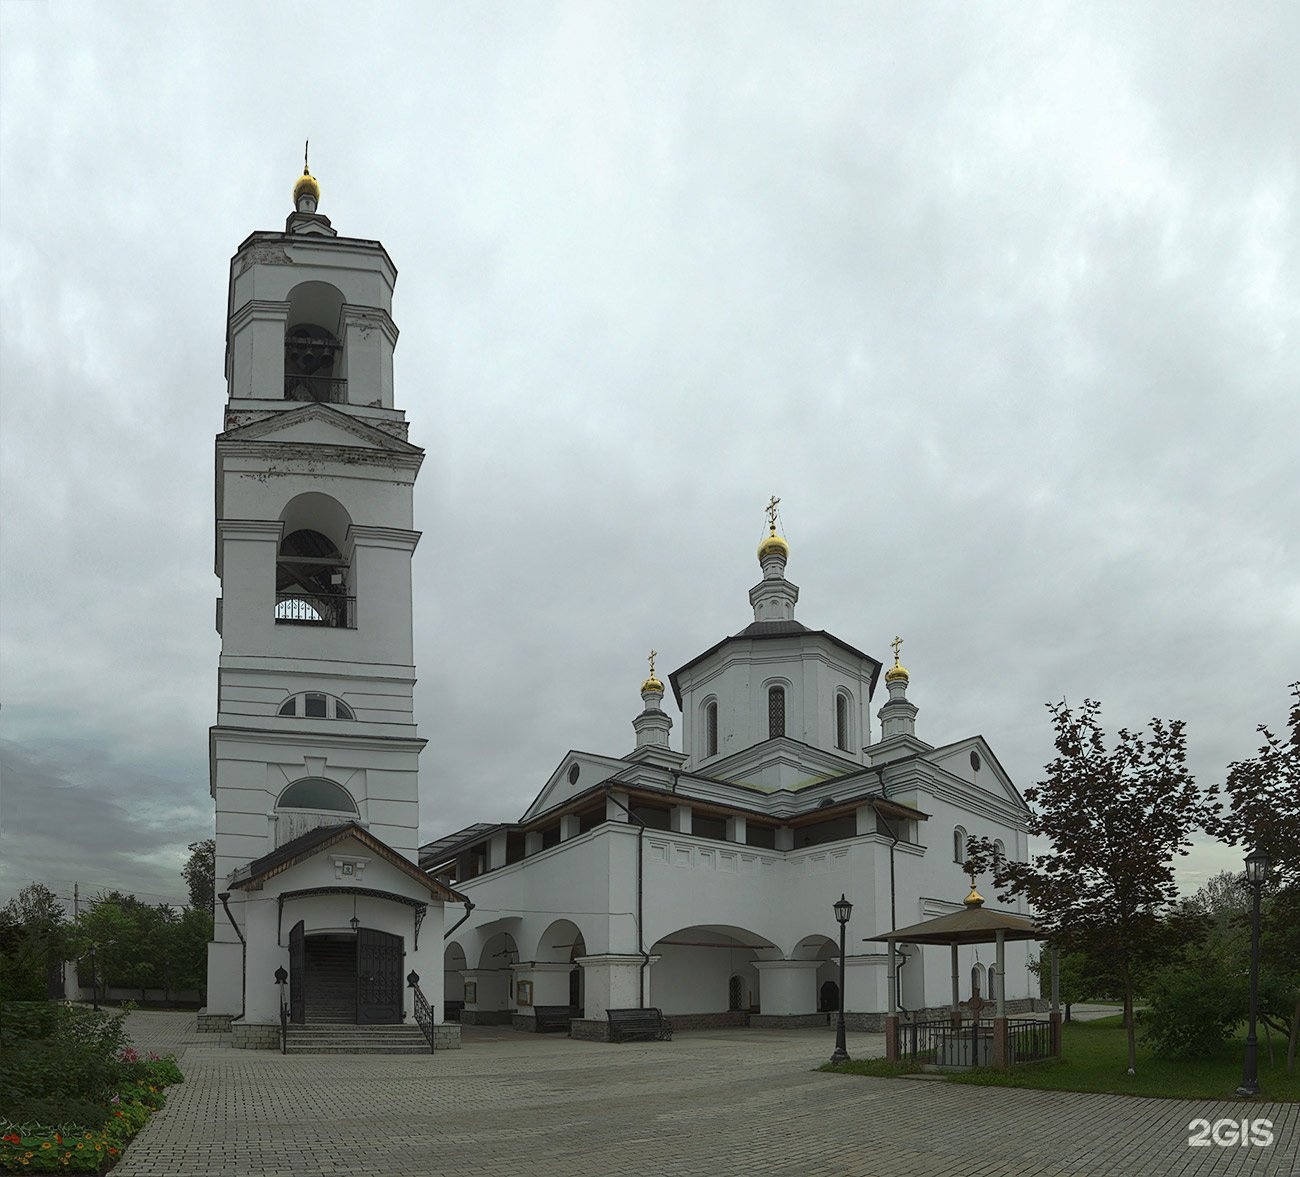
[648,924,779,1016]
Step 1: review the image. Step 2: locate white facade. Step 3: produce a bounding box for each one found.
[203,173,456,1043]
[428,533,1036,1033]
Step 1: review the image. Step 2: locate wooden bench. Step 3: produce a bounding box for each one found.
[607,1007,673,1043]
[532,1005,576,1033]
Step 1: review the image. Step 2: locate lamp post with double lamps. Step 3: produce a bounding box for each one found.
[830,894,853,1064]
[1236,849,1271,1097]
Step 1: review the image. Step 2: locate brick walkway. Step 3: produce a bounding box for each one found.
[115,1013,1297,1177]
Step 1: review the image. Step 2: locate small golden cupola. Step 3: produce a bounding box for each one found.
[757,493,789,562]
[640,649,664,696]
[885,634,909,684]
[294,141,321,213]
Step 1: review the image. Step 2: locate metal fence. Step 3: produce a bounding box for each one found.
[898,1016,1054,1067]
[1007,1017,1054,1063]
[275,593,356,629]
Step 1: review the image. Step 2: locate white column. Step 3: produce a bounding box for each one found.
[575,954,657,1018]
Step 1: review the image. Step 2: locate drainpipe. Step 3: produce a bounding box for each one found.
[443,898,475,941]
[217,892,246,1021]
[871,801,907,1016]
[603,787,649,1006]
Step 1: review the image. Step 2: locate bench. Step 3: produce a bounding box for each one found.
[607,1007,673,1043]
[532,1006,576,1033]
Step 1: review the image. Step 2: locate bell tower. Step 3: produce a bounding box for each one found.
[205,161,427,1020]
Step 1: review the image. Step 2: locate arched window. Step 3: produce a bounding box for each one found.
[283,281,346,404]
[705,700,718,758]
[953,826,967,864]
[993,838,1005,864]
[275,777,357,848]
[835,692,850,751]
[768,686,786,739]
[275,528,353,629]
[278,777,357,812]
[278,693,354,720]
[971,962,985,997]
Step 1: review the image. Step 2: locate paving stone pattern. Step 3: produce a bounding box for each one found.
[116,1012,1297,1177]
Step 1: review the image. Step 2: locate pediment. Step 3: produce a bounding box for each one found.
[520,751,632,823]
[923,737,1027,811]
[219,403,421,454]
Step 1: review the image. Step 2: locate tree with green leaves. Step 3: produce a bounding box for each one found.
[1212,682,1300,1073]
[0,883,74,1001]
[183,838,215,915]
[968,699,1220,1075]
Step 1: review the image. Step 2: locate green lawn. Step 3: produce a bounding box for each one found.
[822,1016,1300,1102]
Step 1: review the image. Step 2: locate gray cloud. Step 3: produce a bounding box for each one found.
[2,2,1295,905]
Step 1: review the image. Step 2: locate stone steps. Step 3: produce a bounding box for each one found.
[285,1022,432,1055]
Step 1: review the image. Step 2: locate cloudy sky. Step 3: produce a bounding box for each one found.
[1,2,1296,911]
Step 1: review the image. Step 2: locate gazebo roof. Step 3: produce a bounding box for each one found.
[866,892,1043,946]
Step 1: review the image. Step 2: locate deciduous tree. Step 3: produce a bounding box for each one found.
[968,699,1220,1074]
[1213,683,1300,1072]
[182,839,216,915]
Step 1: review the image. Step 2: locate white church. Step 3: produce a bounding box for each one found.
[202,169,1039,1048]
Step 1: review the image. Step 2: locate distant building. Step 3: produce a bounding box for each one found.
[425,504,1037,1038]
[202,166,460,1049]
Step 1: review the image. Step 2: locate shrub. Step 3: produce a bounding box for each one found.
[0,1003,130,1106]
[0,1101,108,1131]
[1141,960,1246,1060]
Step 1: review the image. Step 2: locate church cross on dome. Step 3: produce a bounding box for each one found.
[890,635,903,666]
[765,495,781,533]
[648,649,657,676]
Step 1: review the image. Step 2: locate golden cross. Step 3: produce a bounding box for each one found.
[890,634,903,666]
[304,139,310,173]
[765,495,780,531]
[648,649,657,676]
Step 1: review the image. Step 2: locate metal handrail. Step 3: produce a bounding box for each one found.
[408,972,436,1054]
[279,993,288,1055]
[284,374,347,403]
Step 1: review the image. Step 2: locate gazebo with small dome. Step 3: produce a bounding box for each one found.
[867,880,1061,1068]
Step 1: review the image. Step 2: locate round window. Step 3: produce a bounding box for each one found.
[970,750,982,772]
[568,764,580,785]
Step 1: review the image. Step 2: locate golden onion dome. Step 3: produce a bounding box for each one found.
[294,167,320,205]
[885,663,910,684]
[641,674,665,694]
[757,530,789,561]
[964,884,985,908]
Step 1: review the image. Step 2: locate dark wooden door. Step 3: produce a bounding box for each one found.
[289,920,306,1024]
[356,927,403,1024]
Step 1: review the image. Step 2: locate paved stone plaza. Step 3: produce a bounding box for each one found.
[114,1011,1296,1177]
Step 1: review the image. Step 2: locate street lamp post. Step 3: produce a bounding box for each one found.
[1236,849,1270,1098]
[830,894,853,1064]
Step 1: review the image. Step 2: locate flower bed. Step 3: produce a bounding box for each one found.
[0,1025,184,1174]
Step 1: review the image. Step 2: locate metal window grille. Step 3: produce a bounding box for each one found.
[768,687,785,739]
